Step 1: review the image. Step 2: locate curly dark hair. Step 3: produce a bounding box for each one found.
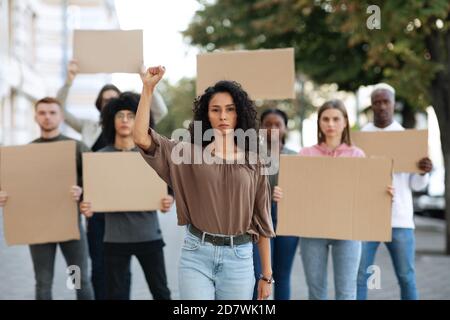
[188,80,258,150]
[101,91,154,145]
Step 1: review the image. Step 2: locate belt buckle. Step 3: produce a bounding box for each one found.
[210,236,219,246]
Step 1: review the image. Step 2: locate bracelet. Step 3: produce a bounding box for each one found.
[259,274,275,284]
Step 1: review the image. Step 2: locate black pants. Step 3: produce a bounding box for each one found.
[104,241,171,300]
[87,213,107,300]
[29,222,94,300]
[87,214,132,300]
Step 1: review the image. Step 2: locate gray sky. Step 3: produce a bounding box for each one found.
[113,0,201,89]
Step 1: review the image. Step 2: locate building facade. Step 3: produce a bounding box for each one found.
[0,0,119,145]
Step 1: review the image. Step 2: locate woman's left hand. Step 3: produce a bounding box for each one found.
[257,279,272,300]
[160,195,174,213]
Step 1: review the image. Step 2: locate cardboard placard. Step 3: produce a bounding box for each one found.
[1,141,79,245]
[73,30,143,74]
[196,48,296,100]
[351,129,428,173]
[276,155,393,241]
[83,152,167,212]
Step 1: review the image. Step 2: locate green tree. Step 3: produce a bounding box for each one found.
[184,0,450,253]
[156,78,196,138]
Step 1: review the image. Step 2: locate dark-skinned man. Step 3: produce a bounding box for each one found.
[357,83,432,300]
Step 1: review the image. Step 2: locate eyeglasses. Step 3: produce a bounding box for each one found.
[115,113,135,120]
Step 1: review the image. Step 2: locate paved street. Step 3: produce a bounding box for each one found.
[1,206,449,300]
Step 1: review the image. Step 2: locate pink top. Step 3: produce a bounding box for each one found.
[299,143,366,158]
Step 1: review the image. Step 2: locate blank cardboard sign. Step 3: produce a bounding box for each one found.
[351,129,428,173]
[196,48,296,100]
[73,30,143,74]
[83,152,167,212]
[0,141,79,246]
[276,155,393,242]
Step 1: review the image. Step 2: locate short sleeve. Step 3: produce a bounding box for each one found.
[138,128,178,187]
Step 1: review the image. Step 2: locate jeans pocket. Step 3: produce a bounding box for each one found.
[232,243,253,259]
[182,235,200,251]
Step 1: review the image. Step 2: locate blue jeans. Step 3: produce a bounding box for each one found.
[357,228,417,300]
[253,202,299,300]
[300,238,361,300]
[178,228,255,300]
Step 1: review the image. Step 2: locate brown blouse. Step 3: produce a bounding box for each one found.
[138,128,275,241]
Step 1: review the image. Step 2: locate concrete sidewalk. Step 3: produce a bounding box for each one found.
[0,207,449,300]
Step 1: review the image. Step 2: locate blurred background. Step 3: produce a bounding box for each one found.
[0,0,446,224]
[0,0,449,300]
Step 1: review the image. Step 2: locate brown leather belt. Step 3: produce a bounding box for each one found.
[189,225,252,246]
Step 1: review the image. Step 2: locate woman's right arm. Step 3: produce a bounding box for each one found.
[134,66,166,151]
[56,60,84,133]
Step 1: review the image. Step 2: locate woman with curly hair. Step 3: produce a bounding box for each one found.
[80,92,173,300]
[134,66,275,300]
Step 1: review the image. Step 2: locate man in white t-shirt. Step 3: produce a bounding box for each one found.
[356,83,433,300]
